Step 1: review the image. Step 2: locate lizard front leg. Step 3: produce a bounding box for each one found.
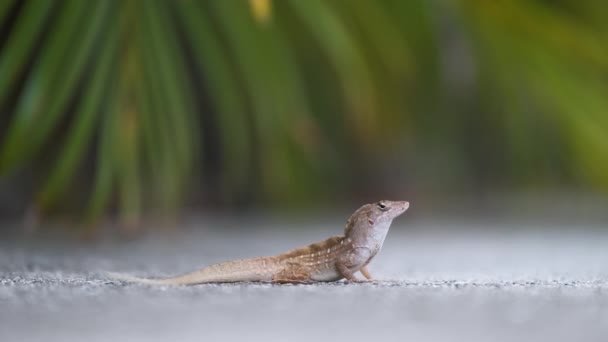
[359,266,373,280]
[336,262,362,282]
[336,247,372,282]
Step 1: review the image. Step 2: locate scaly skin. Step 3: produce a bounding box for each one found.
[111,200,409,285]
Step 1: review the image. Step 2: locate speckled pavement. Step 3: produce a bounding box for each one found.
[1,218,608,342]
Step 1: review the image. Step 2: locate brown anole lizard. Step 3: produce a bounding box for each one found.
[110,200,409,285]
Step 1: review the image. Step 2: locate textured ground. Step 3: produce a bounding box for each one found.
[1,217,608,342]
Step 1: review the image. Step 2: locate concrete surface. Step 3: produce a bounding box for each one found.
[1,217,608,342]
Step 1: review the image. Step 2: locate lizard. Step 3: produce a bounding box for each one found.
[109,200,409,285]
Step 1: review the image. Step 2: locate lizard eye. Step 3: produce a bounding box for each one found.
[377,202,388,211]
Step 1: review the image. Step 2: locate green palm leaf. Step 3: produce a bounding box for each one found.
[0,0,606,229]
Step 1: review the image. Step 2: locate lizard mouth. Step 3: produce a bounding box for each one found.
[398,201,410,214]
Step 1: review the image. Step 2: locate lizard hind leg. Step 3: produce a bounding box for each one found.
[271,263,314,284]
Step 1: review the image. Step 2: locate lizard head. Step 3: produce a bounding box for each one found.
[370,200,409,225]
[344,200,409,237]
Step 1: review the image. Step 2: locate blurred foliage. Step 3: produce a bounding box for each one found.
[0,0,607,226]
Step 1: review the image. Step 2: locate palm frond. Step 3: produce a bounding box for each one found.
[0,0,607,228]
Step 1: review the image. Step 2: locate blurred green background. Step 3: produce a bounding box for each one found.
[0,0,607,231]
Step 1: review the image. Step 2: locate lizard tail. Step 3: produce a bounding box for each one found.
[105,272,176,285]
[106,257,279,286]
